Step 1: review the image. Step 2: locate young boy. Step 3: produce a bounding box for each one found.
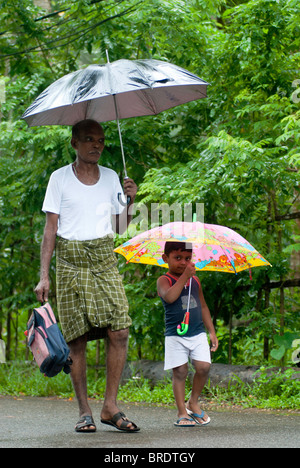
[157,242,218,427]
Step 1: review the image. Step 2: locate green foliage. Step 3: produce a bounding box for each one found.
[270,332,300,361]
[0,0,299,377]
[0,362,73,397]
[205,367,300,410]
[1,362,299,410]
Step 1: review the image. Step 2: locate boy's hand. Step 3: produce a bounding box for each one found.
[182,262,196,279]
[210,334,219,352]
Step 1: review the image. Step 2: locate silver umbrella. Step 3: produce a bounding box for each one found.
[22,55,209,177]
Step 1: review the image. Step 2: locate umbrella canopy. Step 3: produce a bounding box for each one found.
[114,221,271,274]
[22,59,209,127]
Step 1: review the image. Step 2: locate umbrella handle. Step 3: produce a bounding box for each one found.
[176,278,192,336]
[177,312,190,336]
[118,175,131,206]
[118,192,131,206]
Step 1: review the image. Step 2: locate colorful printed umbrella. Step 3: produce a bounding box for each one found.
[114,221,271,274]
[115,221,271,336]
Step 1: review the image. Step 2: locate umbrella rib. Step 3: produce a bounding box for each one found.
[219,244,237,274]
[124,240,152,263]
[140,89,158,114]
[85,100,91,120]
[201,238,237,273]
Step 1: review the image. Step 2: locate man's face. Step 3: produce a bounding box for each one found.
[71,124,105,164]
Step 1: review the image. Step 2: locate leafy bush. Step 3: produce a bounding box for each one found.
[1,362,299,410]
[204,367,300,410]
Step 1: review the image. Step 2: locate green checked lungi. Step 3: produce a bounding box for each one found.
[56,235,131,343]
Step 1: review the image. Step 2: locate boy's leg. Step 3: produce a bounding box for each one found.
[172,363,196,426]
[187,360,210,424]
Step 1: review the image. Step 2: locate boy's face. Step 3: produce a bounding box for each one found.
[162,249,192,276]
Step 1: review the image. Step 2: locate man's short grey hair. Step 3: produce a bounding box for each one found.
[72,119,103,139]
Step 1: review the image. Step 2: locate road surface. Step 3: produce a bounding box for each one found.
[0,396,299,451]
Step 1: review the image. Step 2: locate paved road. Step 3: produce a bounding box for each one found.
[0,396,299,451]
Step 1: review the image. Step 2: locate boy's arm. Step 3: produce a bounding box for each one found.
[198,282,219,352]
[157,262,196,304]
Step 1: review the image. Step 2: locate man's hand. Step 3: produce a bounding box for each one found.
[123,177,137,204]
[34,278,50,304]
[113,178,138,234]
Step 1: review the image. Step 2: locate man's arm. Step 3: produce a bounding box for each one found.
[113,177,137,235]
[34,212,58,303]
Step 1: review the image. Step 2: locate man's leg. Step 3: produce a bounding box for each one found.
[100,327,135,430]
[68,333,96,431]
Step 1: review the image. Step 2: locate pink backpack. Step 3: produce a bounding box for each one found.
[26,302,72,377]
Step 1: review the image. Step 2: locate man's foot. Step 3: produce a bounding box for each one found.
[101,411,140,432]
[75,414,96,432]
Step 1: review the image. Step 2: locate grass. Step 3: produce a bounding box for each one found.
[0,362,299,411]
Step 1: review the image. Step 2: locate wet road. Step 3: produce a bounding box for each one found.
[0,396,299,450]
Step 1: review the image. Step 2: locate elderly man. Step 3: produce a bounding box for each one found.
[35,119,139,433]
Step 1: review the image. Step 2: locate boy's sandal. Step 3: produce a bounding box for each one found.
[174,417,196,427]
[186,408,211,426]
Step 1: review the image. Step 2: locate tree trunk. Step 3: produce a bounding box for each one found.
[228,302,233,365]
[5,309,11,361]
[264,287,270,361]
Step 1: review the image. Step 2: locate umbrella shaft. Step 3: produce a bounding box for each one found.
[186,278,192,313]
[114,103,128,178]
[106,50,128,178]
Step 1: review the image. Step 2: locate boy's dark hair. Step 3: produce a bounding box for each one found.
[164,241,193,256]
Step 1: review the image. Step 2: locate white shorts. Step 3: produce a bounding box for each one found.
[164,332,211,370]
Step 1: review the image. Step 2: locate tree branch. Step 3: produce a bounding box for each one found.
[274,211,300,221]
[0,1,142,58]
[235,278,300,292]
[263,278,300,289]
[0,0,119,35]
[0,3,140,58]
